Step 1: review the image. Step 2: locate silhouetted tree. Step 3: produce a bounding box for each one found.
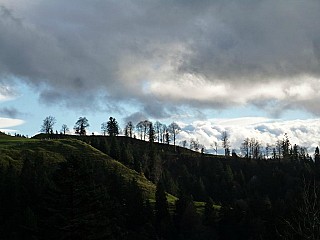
[315,146,320,166]
[154,121,163,142]
[168,122,181,149]
[282,133,290,160]
[221,131,230,156]
[101,122,107,136]
[148,122,155,143]
[136,121,144,140]
[74,117,89,135]
[241,138,250,158]
[41,116,56,134]
[124,121,134,138]
[107,117,119,136]
[161,124,168,143]
[142,120,151,141]
[190,138,200,152]
[61,124,69,135]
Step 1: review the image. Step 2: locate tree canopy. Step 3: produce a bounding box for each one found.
[106,117,119,136]
[40,116,56,134]
[74,117,89,135]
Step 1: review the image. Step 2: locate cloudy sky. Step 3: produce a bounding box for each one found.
[1,0,320,152]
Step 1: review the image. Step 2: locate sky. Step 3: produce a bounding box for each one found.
[1,0,320,153]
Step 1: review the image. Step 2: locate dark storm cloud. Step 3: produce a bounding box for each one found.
[123,112,148,125]
[1,0,320,116]
[0,107,24,118]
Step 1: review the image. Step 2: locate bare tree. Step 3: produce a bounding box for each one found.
[276,140,282,159]
[249,138,261,159]
[160,124,167,143]
[279,178,320,240]
[101,122,107,136]
[265,143,272,159]
[61,124,69,135]
[142,120,151,141]
[210,141,218,155]
[136,120,151,141]
[221,131,230,156]
[190,138,200,152]
[168,122,181,149]
[41,116,56,134]
[154,121,163,142]
[124,121,134,138]
[180,140,187,148]
[136,121,144,140]
[148,122,155,143]
[241,138,250,158]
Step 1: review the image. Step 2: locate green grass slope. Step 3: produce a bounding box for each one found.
[0,134,159,200]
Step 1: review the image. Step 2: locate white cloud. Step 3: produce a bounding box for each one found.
[176,117,320,155]
[0,117,24,128]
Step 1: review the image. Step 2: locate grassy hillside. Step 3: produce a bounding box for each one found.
[0,133,169,239]
[0,134,158,200]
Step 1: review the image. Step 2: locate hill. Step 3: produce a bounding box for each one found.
[0,134,163,239]
[1,132,319,239]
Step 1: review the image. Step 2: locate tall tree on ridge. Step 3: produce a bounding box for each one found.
[124,121,134,138]
[154,121,163,142]
[61,124,69,135]
[168,122,181,150]
[74,117,89,135]
[136,120,151,141]
[136,121,144,140]
[161,124,168,143]
[221,131,230,156]
[149,122,155,143]
[41,116,56,134]
[107,117,119,137]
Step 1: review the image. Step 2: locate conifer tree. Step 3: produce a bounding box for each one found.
[155,182,171,237]
[107,117,119,136]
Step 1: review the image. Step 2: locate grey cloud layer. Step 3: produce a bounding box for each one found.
[0,107,24,118]
[1,1,320,117]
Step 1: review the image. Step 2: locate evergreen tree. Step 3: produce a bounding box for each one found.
[107,117,119,136]
[155,182,172,238]
[110,136,120,160]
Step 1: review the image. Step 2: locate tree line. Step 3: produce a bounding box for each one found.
[40,116,182,147]
[40,115,317,162]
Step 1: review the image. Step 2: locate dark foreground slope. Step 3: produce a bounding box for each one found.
[0,135,161,239]
[35,133,320,240]
[2,133,320,239]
